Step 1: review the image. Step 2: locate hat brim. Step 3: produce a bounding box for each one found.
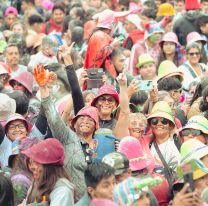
[159,40,180,48]
[147,112,175,126]
[9,79,32,95]
[130,159,148,172]
[136,60,155,68]
[91,93,119,107]
[157,72,184,83]
[180,123,208,135]
[115,167,129,176]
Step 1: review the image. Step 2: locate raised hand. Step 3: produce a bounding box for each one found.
[116,69,127,87]
[128,79,139,98]
[34,64,57,87]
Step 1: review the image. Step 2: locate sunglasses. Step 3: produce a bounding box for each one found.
[188,52,200,56]
[181,129,202,137]
[150,117,169,126]
[98,96,115,104]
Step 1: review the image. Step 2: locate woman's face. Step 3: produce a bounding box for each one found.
[187,47,201,65]
[6,120,28,141]
[28,159,44,181]
[163,42,176,55]
[150,117,172,137]
[74,115,96,135]
[128,117,146,139]
[181,129,207,144]
[95,94,117,118]
[12,80,26,93]
[12,24,24,35]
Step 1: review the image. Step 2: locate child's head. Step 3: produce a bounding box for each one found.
[136,54,156,80]
[41,35,59,57]
[85,162,115,200]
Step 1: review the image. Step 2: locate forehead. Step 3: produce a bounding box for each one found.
[6,46,18,52]
[9,119,24,125]
[53,9,64,14]
[188,47,200,53]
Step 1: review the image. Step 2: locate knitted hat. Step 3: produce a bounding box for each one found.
[144,21,164,40]
[22,138,65,166]
[118,136,148,172]
[157,3,176,17]
[185,0,201,11]
[102,152,129,176]
[4,113,33,134]
[147,101,175,126]
[186,32,206,45]
[180,115,208,135]
[71,106,99,130]
[9,71,34,95]
[91,85,119,106]
[136,53,155,68]
[0,93,16,122]
[159,32,180,47]
[157,60,183,82]
[113,176,162,206]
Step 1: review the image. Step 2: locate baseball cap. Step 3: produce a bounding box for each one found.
[4,7,18,17]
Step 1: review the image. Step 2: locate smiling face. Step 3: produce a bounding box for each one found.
[95,94,117,119]
[186,47,201,65]
[128,117,146,139]
[150,117,173,138]
[28,159,44,181]
[6,120,28,141]
[74,115,96,136]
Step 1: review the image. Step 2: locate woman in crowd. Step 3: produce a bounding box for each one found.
[158,32,184,67]
[21,138,74,205]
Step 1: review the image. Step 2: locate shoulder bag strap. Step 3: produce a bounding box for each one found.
[153,140,173,189]
[183,63,197,78]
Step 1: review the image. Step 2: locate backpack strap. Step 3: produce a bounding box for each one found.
[45,22,50,34]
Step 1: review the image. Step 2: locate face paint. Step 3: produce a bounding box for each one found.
[149,33,161,43]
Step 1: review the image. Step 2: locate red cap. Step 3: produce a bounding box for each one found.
[185,0,201,11]
[71,106,99,130]
[91,85,119,107]
[22,138,65,166]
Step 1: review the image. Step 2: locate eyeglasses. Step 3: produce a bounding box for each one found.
[8,123,26,131]
[98,96,115,104]
[181,129,202,137]
[150,117,169,126]
[188,52,200,56]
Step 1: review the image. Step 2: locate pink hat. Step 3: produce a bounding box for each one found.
[186,32,206,45]
[22,138,64,166]
[90,198,118,206]
[91,85,119,107]
[4,113,33,134]
[4,7,18,17]
[41,0,54,11]
[159,32,180,47]
[185,0,201,11]
[9,71,34,95]
[71,106,99,130]
[118,136,148,172]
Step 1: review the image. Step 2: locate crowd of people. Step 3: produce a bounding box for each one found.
[0,0,207,205]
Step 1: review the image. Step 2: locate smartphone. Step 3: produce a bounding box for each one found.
[139,80,155,91]
[182,162,195,192]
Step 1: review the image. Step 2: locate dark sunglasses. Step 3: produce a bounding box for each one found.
[188,52,200,56]
[181,129,201,137]
[151,117,169,126]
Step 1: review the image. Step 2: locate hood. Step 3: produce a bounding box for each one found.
[184,10,202,21]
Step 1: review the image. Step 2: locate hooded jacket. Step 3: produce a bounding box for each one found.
[173,11,204,45]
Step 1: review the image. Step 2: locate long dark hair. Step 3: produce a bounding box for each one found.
[0,173,15,206]
[27,165,71,203]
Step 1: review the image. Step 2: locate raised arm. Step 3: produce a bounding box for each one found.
[59,43,85,115]
[113,70,130,138]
